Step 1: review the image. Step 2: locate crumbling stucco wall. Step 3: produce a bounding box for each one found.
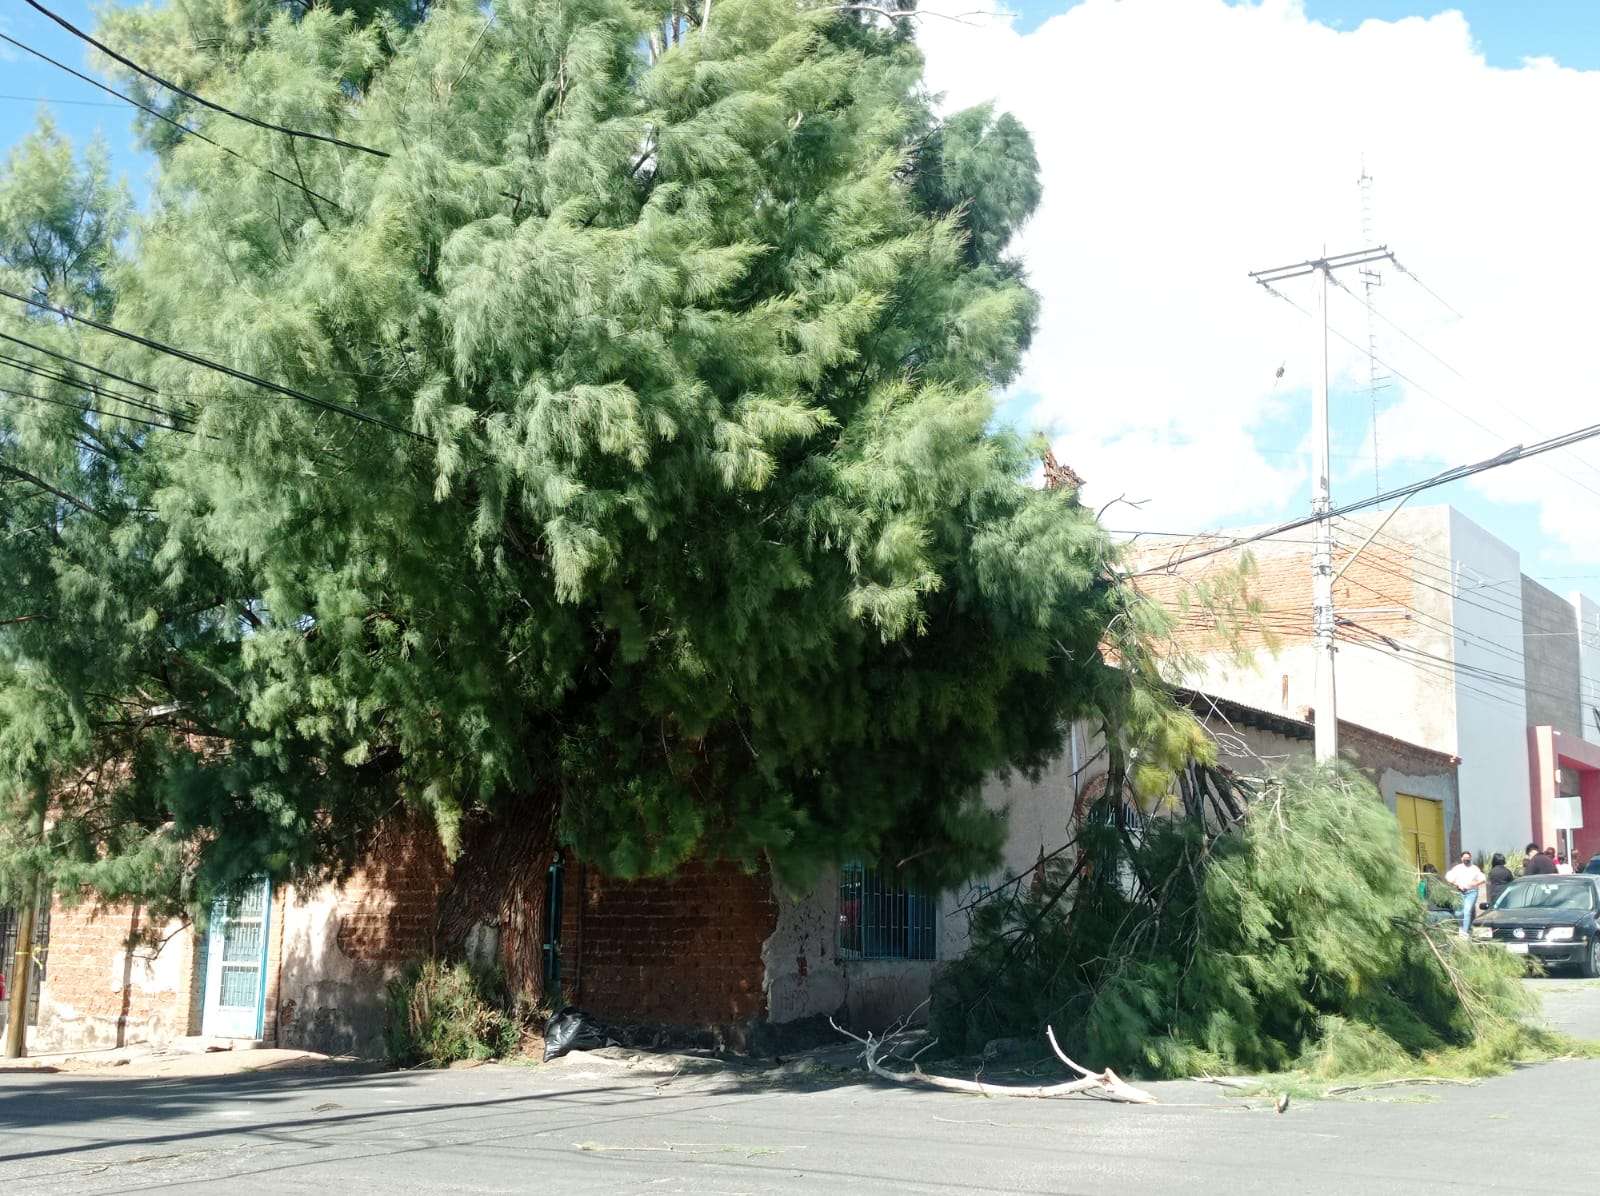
[274,823,451,1057]
[30,901,199,1053]
[762,724,1095,1034]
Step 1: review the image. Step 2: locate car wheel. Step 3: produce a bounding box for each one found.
[1582,936,1600,980]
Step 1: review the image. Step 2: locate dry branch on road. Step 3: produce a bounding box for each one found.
[829,1016,1157,1104]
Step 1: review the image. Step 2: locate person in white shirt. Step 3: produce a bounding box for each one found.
[1445,852,1487,937]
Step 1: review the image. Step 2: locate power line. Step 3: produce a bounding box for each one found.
[1337,628,1531,718]
[1108,529,1324,545]
[1340,522,1533,624]
[0,328,159,395]
[1262,278,1600,505]
[1337,523,1529,623]
[23,1,390,160]
[0,354,192,426]
[1131,421,1600,578]
[1391,256,1465,321]
[0,383,192,435]
[1325,272,1600,489]
[0,31,345,213]
[1327,546,1600,693]
[1333,557,1528,669]
[0,285,430,444]
[1328,272,1463,379]
[0,93,123,108]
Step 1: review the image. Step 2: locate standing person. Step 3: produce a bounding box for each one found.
[1486,853,1514,907]
[1557,853,1574,875]
[1526,843,1557,876]
[1418,862,1438,902]
[1445,851,1487,937]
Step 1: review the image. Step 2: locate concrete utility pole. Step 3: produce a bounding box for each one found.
[1249,247,1394,764]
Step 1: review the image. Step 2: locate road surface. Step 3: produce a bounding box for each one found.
[3,979,1597,1195]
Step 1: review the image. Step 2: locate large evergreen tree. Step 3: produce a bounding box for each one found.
[0,0,1198,979]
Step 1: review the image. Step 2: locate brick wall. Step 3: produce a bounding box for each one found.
[560,859,777,1030]
[30,896,200,1053]
[1131,533,1420,657]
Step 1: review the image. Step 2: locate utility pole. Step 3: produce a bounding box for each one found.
[1249,246,1394,764]
[4,809,43,1059]
[4,883,37,1059]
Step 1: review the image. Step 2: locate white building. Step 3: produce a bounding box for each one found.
[1138,505,1599,858]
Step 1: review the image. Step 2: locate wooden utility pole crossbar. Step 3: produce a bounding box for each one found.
[1249,246,1394,764]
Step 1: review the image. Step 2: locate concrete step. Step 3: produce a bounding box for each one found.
[167,1036,265,1054]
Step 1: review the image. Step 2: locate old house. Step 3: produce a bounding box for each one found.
[2,689,1459,1056]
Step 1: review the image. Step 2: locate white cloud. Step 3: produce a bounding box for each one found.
[918,0,1600,555]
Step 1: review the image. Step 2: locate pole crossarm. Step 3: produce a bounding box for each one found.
[1249,246,1394,286]
[1242,248,1404,764]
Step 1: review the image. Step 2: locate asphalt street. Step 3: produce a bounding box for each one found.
[4,979,1599,1196]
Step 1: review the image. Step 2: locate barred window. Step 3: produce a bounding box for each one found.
[837,863,937,961]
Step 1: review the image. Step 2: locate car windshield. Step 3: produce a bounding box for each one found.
[1494,880,1596,912]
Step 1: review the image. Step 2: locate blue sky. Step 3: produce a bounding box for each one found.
[5,1,1600,600]
[1003,0,1600,66]
[14,2,1587,220]
[0,2,156,188]
[909,1,1600,604]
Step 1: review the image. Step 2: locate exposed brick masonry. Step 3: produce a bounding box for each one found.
[560,859,778,1028]
[1132,534,1425,656]
[33,896,199,1051]
[331,823,453,964]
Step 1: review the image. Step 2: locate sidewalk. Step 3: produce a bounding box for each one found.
[0,1037,350,1079]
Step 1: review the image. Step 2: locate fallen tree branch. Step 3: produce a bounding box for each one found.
[828,1018,1157,1104]
[1324,1076,1480,1096]
[1046,1025,1158,1104]
[1192,1074,1258,1091]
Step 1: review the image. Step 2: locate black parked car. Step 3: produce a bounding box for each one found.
[1583,856,1600,876]
[1471,875,1600,976]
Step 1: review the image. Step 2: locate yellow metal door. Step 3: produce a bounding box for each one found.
[1396,794,1445,872]
[1397,795,1420,869]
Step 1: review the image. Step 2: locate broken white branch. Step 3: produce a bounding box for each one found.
[1046,1025,1158,1104]
[826,4,993,26]
[828,1018,1156,1104]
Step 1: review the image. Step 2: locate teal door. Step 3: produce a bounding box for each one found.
[201,877,271,1039]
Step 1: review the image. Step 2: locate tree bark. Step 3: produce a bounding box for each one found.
[435,797,560,1000]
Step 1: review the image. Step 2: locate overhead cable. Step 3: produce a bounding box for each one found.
[23,1,390,160]
[0,31,345,212]
[0,327,159,394]
[1129,428,1600,577]
[0,285,430,444]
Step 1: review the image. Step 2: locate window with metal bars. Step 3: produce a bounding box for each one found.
[837,863,937,961]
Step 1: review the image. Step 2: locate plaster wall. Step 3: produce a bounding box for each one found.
[1571,592,1600,749]
[762,725,1092,1033]
[1449,508,1531,850]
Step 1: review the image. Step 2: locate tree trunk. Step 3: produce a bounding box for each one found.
[435,798,560,1000]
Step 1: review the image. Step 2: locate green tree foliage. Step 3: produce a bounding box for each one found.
[0,1,1203,926]
[383,959,521,1066]
[932,766,1547,1079]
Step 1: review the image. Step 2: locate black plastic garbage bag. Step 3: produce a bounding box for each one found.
[543,1007,607,1062]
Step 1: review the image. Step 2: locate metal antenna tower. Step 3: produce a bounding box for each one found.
[1357,161,1390,494]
